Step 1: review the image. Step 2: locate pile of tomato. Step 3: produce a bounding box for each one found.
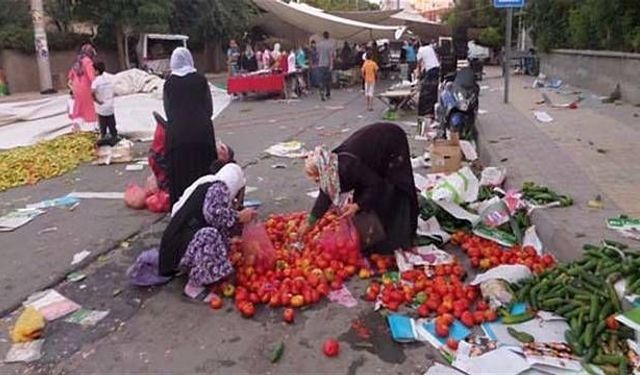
[452,232,556,274]
[223,212,365,319]
[364,263,499,334]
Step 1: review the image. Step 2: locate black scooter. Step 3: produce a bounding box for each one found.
[434,67,480,141]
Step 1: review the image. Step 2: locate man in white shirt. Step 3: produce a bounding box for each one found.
[91,61,118,144]
[416,41,441,117]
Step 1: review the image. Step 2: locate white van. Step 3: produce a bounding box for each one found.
[125,33,189,76]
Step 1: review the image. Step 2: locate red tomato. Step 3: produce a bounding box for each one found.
[323,339,340,357]
[606,315,620,330]
[446,338,459,350]
[483,309,498,322]
[473,310,485,324]
[283,308,295,324]
[417,304,430,318]
[476,300,489,311]
[209,295,223,310]
[460,311,475,327]
[435,322,450,337]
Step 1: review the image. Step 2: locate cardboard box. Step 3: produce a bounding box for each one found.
[430,139,462,174]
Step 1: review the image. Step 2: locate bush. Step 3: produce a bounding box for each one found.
[479,27,502,49]
[0,29,95,54]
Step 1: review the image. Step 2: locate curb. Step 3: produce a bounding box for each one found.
[475,123,583,262]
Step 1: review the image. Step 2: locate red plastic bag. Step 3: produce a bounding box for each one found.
[241,222,277,273]
[124,183,146,209]
[318,219,361,265]
[145,191,170,213]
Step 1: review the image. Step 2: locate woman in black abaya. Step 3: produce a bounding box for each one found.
[164,47,218,206]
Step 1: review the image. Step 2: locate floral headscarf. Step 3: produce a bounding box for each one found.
[309,146,342,206]
[71,44,96,77]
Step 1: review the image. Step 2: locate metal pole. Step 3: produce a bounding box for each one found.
[30,0,53,93]
[504,7,513,104]
[397,0,401,10]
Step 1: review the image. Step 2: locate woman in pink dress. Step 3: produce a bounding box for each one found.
[68,44,98,131]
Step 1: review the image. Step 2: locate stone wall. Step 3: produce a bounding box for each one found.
[541,49,640,105]
[0,49,119,94]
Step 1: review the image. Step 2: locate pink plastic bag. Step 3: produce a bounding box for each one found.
[241,222,277,273]
[318,219,361,265]
[145,191,170,213]
[144,174,159,196]
[124,183,146,209]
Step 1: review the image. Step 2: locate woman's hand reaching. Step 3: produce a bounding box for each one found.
[238,208,257,224]
[339,203,359,219]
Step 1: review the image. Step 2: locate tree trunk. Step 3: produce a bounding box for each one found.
[115,25,126,71]
[204,40,214,73]
[212,39,223,73]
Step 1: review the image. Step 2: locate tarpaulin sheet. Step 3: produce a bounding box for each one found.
[252,0,406,43]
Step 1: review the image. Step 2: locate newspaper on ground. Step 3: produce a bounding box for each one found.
[417,217,452,244]
[23,289,81,321]
[4,339,44,363]
[483,315,569,347]
[265,141,308,158]
[452,340,530,375]
[0,208,45,232]
[327,286,358,308]
[64,309,109,327]
[71,250,91,265]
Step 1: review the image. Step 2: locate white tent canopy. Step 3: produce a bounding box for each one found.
[252,0,406,43]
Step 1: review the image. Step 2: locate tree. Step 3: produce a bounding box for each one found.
[170,0,257,72]
[76,0,172,69]
[302,0,380,11]
[45,0,78,32]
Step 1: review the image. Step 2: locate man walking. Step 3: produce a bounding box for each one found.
[416,40,441,117]
[316,31,335,101]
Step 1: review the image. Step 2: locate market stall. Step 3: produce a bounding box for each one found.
[227,71,286,97]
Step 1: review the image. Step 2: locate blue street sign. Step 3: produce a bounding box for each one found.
[494,0,525,8]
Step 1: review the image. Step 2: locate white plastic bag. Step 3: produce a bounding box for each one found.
[430,167,479,204]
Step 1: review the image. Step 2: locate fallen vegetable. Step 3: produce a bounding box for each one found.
[511,240,637,372]
[507,327,534,343]
[323,338,340,357]
[0,133,95,192]
[521,181,573,207]
[501,310,536,324]
[269,342,285,363]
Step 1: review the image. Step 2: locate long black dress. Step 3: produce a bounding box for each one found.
[310,122,419,254]
[163,72,218,206]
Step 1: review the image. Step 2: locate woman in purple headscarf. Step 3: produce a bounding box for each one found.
[68,43,98,131]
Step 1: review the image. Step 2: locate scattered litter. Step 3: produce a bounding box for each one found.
[37,226,58,235]
[26,195,79,209]
[11,307,45,343]
[522,342,582,372]
[71,250,91,265]
[424,363,465,375]
[23,289,81,321]
[596,148,607,154]
[411,153,430,170]
[268,342,285,363]
[607,215,640,241]
[94,138,134,165]
[264,141,308,158]
[66,272,86,283]
[432,200,481,226]
[357,115,364,119]
[4,339,44,363]
[479,167,506,187]
[429,167,480,204]
[458,140,478,161]
[244,186,258,194]
[328,286,358,308]
[325,105,344,110]
[478,109,488,115]
[112,289,122,297]
[471,265,532,286]
[413,173,429,191]
[306,190,320,199]
[268,119,276,123]
[271,163,287,169]
[401,121,417,127]
[414,135,429,141]
[244,199,262,209]
[416,217,451,244]
[523,226,543,253]
[340,128,351,133]
[453,341,529,375]
[0,208,45,232]
[68,191,125,200]
[125,164,145,171]
[533,111,553,123]
[315,126,325,130]
[480,85,490,90]
[395,245,454,272]
[479,279,514,308]
[64,309,109,327]
[587,195,604,209]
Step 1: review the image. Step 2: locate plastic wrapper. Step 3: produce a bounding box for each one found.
[241,222,277,273]
[480,279,513,309]
[318,219,360,264]
[11,307,45,343]
[124,182,146,209]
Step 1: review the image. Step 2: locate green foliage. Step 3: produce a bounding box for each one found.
[75,0,172,34]
[527,0,640,52]
[479,26,502,48]
[170,0,257,46]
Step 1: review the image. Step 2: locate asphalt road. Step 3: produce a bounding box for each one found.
[1,85,442,374]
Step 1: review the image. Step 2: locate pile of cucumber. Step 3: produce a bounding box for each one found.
[521,181,574,207]
[512,240,638,374]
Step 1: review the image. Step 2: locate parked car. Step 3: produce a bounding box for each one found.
[125,33,189,77]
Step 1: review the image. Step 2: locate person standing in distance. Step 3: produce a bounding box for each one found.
[316,31,335,101]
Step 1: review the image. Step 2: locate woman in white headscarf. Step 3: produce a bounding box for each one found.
[158,163,257,301]
[163,47,218,206]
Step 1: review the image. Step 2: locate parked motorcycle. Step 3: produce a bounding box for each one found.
[434,67,480,141]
